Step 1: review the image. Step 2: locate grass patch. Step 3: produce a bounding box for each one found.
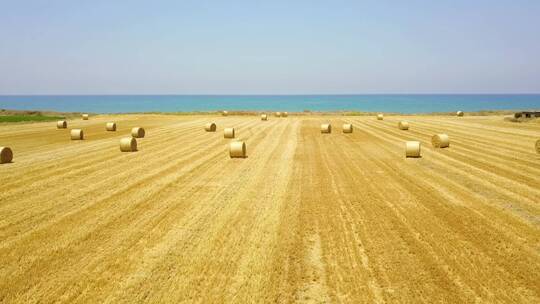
[0,114,65,123]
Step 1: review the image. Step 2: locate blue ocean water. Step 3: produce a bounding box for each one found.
[0,95,539,114]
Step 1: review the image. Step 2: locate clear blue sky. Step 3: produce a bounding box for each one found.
[0,0,539,94]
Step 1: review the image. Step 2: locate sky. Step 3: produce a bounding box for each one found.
[0,0,539,94]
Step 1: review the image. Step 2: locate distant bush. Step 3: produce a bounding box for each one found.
[0,114,65,123]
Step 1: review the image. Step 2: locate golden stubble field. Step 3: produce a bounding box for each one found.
[0,114,539,303]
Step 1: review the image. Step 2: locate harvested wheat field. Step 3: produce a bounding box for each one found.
[0,114,539,303]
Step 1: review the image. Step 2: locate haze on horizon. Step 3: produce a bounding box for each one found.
[0,0,539,95]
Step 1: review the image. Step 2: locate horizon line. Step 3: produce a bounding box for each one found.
[1,93,540,96]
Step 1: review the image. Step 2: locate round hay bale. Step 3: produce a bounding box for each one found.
[82,114,89,120]
[275,112,281,117]
[432,134,450,148]
[120,137,137,152]
[106,122,117,131]
[205,122,217,132]
[0,147,13,164]
[282,112,288,117]
[229,141,246,158]
[321,124,331,133]
[224,127,235,138]
[261,114,268,121]
[131,127,145,138]
[342,124,353,133]
[398,121,409,130]
[57,120,67,129]
[222,110,228,116]
[405,141,421,158]
[457,111,464,117]
[377,114,384,120]
[536,139,540,154]
[70,129,84,140]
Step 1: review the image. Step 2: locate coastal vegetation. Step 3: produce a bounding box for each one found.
[0,109,66,123]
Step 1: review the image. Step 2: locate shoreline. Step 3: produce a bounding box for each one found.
[0,108,523,117]
[2,108,539,125]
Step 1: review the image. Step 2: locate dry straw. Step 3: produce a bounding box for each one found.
[321,124,331,133]
[205,122,217,132]
[0,147,13,164]
[224,127,235,138]
[457,111,464,117]
[229,141,246,158]
[132,127,145,138]
[222,110,228,116]
[261,114,268,121]
[536,139,540,154]
[120,137,137,152]
[275,112,281,117]
[57,120,67,129]
[377,114,384,120]
[342,124,353,133]
[398,121,409,130]
[82,114,89,120]
[432,134,450,148]
[106,122,117,131]
[282,112,288,117]
[70,129,84,140]
[405,141,421,158]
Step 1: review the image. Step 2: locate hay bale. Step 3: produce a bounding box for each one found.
[131,127,145,138]
[70,129,84,140]
[120,137,137,152]
[377,114,384,120]
[405,141,421,158]
[261,114,268,121]
[0,147,13,164]
[398,121,409,130]
[205,122,217,132]
[224,127,235,138]
[82,114,89,120]
[57,120,67,129]
[222,110,228,116]
[275,112,281,117]
[321,124,331,133]
[106,122,117,131]
[282,112,288,117]
[342,124,353,133]
[229,141,246,158]
[432,134,450,148]
[457,111,464,117]
[536,139,540,154]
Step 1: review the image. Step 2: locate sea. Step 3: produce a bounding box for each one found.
[0,95,539,114]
